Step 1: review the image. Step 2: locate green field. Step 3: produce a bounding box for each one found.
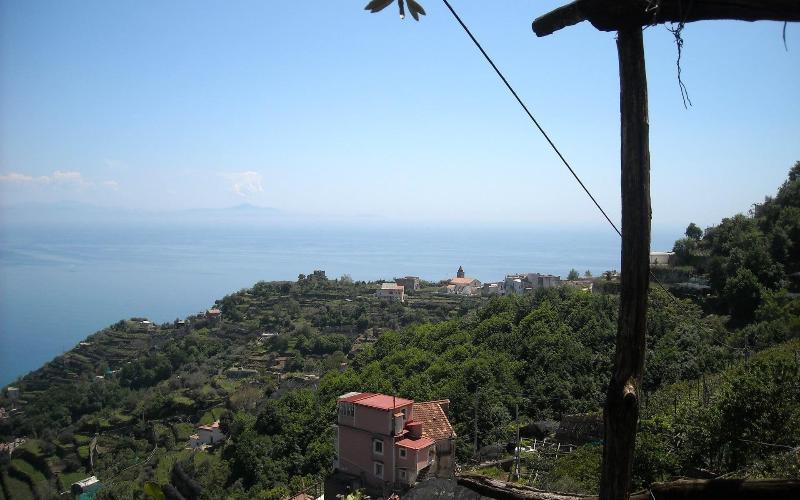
[1,471,34,500]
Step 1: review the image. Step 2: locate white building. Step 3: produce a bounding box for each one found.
[71,476,102,496]
[376,282,405,302]
[189,420,225,449]
[650,251,676,266]
[504,273,561,295]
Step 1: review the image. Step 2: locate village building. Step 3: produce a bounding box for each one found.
[481,282,505,296]
[504,275,528,295]
[395,276,420,293]
[504,273,562,295]
[206,308,222,319]
[329,392,455,498]
[649,251,676,266]
[447,266,481,296]
[526,273,562,289]
[376,282,405,302]
[189,420,225,449]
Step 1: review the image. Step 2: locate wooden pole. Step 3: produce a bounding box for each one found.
[600,24,651,500]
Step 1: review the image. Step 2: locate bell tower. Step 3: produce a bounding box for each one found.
[457,266,465,279]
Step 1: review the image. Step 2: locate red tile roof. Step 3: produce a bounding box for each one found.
[412,400,456,441]
[338,392,414,410]
[450,277,478,285]
[396,436,435,450]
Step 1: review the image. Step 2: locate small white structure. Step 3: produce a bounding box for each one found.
[71,476,102,495]
[650,251,676,266]
[6,387,19,400]
[376,282,405,302]
[189,420,225,449]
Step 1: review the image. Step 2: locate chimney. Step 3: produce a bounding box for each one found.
[408,421,423,439]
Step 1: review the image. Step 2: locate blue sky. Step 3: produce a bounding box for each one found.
[1,0,798,229]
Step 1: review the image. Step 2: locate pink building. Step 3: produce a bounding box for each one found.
[332,392,455,496]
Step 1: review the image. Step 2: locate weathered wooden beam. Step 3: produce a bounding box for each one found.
[458,475,800,499]
[533,0,800,36]
[634,478,800,499]
[531,0,587,37]
[599,24,650,500]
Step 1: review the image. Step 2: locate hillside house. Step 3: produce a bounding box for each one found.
[331,392,455,497]
[376,283,405,302]
[395,276,420,293]
[189,420,225,449]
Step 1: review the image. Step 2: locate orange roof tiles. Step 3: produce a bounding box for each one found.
[450,277,478,285]
[412,400,456,441]
[396,436,434,450]
[338,392,414,410]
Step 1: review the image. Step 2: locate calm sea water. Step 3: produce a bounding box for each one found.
[0,222,680,385]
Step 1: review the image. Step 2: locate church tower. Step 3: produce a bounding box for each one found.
[457,266,465,279]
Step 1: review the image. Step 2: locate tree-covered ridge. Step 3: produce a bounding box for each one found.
[674,161,800,324]
[1,163,799,499]
[0,276,481,499]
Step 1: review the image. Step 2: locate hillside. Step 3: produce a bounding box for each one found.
[0,163,798,499]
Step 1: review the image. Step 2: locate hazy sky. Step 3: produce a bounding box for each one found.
[1,1,798,229]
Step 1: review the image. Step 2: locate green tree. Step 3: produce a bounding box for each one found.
[685,222,703,240]
[567,269,580,280]
[723,268,764,324]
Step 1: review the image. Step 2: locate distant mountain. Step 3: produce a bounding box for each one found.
[0,202,284,226]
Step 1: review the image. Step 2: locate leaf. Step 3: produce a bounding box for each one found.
[364,0,394,13]
[407,0,426,21]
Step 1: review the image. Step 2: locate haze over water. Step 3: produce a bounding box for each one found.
[0,221,680,385]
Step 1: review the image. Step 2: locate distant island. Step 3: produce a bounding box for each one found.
[1,163,798,499]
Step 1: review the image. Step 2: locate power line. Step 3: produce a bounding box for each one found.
[439,0,741,354]
[440,0,621,238]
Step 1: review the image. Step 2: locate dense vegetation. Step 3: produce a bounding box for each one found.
[1,163,798,499]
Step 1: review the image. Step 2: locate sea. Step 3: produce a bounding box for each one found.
[0,222,681,386]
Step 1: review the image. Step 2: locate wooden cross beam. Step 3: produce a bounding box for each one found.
[533,0,800,36]
[531,2,797,499]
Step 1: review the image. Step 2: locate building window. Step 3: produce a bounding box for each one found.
[338,402,354,417]
[373,439,383,455]
[399,448,407,459]
[428,448,435,463]
[398,469,407,481]
[374,462,384,478]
